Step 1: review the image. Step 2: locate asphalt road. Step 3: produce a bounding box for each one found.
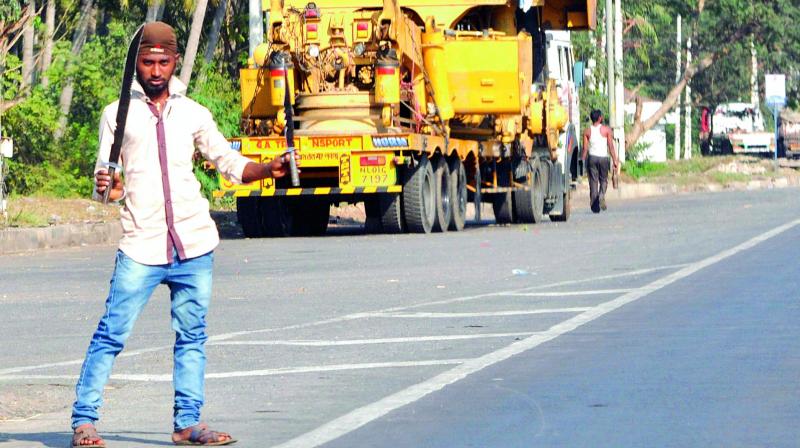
[1,188,799,447]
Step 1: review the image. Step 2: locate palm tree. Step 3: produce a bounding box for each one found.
[55,0,94,140]
[21,0,36,88]
[40,0,55,86]
[179,0,208,85]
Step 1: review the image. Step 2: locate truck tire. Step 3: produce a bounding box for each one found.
[402,156,435,233]
[236,197,264,238]
[260,197,293,237]
[550,187,571,222]
[513,161,544,224]
[448,157,467,231]
[432,156,451,233]
[379,193,404,233]
[492,161,513,224]
[291,200,330,236]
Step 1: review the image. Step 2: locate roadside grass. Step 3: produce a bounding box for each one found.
[620,155,791,187]
[1,195,119,229]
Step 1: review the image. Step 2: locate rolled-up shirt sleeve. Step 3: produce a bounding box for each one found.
[193,109,251,185]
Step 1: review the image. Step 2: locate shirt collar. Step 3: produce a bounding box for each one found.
[131,76,187,101]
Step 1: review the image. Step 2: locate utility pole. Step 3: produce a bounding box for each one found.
[684,37,693,159]
[613,0,625,162]
[674,15,681,160]
[249,0,264,60]
[605,0,615,137]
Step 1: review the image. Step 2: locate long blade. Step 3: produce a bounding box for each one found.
[283,67,300,186]
[103,24,144,203]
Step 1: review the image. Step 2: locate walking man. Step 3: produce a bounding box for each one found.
[71,22,299,447]
[582,109,619,213]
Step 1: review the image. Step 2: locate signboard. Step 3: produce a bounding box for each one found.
[0,138,12,158]
[765,74,786,109]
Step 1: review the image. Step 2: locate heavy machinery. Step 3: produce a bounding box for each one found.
[214,0,596,236]
[778,109,800,159]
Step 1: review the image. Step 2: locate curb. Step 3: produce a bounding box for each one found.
[0,221,121,256]
[1,177,798,256]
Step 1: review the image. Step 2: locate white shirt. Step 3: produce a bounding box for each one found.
[588,124,609,158]
[94,77,251,265]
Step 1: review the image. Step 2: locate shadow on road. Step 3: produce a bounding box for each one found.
[212,210,496,240]
[0,430,174,447]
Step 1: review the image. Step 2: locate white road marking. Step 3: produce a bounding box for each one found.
[374,308,591,318]
[0,264,685,376]
[210,332,536,347]
[506,289,635,297]
[272,218,800,448]
[0,359,468,382]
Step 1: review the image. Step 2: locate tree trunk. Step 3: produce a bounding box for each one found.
[55,0,94,140]
[179,0,209,86]
[625,19,754,150]
[40,0,55,86]
[203,0,227,62]
[21,0,35,88]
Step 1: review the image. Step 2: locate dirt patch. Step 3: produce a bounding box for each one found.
[2,197,119,229]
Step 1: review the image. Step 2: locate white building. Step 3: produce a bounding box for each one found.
[624,91,676,163]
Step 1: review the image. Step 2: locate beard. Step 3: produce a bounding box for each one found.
[140,78,169,97]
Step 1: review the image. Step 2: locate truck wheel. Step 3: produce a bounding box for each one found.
[492,162,513,224]
[432,156,451,233]
[260,197,293,237]
[379,193,404,233]
[550,187,571,222]
[291,200,330,236]
[448,157,467,231]
[513,161,544,224]
[236,197,264,238]
[402,156,435,233]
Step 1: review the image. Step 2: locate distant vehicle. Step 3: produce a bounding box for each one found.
[707,102,775,155]
[778,109,800,159]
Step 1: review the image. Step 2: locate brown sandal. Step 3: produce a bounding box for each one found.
[172,423,236,446]
[71,423,106,448]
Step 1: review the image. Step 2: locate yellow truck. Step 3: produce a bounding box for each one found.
[214,0,596,236]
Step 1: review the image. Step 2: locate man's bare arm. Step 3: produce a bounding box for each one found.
[582,131,590,160]
[241,151,301,183]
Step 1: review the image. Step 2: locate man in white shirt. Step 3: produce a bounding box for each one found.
[70,22,297,447]
[581,109,619,213]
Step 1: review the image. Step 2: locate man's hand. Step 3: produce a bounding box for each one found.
[95,169,124,201]
[267,150,301,179]
[241,151,302,183]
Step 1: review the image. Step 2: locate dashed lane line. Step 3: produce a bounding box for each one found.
[0,264,684,377]
[373,308,592,318]
[0,359,469,382]
[209,332,537,347]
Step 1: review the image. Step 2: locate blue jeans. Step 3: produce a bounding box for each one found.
[71,249,214,432]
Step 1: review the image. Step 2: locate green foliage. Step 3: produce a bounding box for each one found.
[710,171,750,185]
[189,60,242,137]
[622,160,669,180]
[5,159,92,197]
[0,1,22,22]
[2,89,60,165]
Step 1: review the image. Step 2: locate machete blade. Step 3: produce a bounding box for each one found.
[102,24,144,204]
